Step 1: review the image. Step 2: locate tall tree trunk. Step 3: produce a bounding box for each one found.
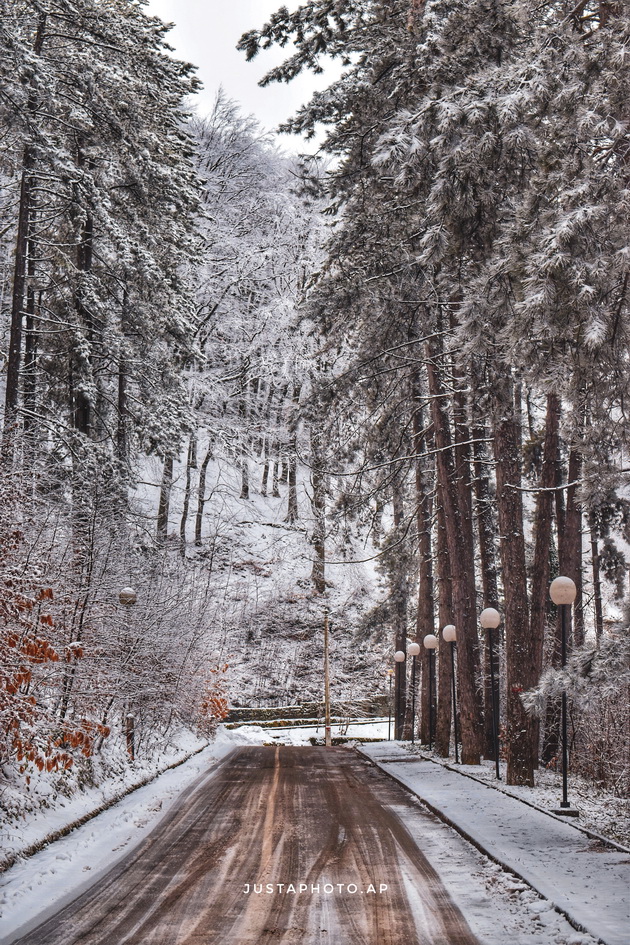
[117,356,128,463]
[240,450,250,499]
[285,383,301,523]
[589,515,604,641]
[413,387,436,747]
[563,446,584,646]
[543,444,567,764]
[493,376,535,785]
[72,143,95,438]
[310,428,326,593]
[426,336,482,764]
[472,410,500,759]
[157,454,174,542]
[3,13,46,444]
[286,456,298,521]
[529,393,560,768]
[272,459,280,497]
[195,442,213,546]
[22,287,39,449]
[434,484,453,755]
[180,433,197,555]
[4,149,34,437]
[261,437,270,496]
[117,290,129,465]
[392,480,408,740]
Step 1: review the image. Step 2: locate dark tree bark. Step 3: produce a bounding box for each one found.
[426,336,482,764]
[195,443,213,546]
[261,437,270,496]
[117,356,128,462]
[240,451,250,499]
[434,485,453,756]
[286,457,298,521]
[117,291,130,465]
[310,428,326,594]
[528,393,561,767]
[157,454,174,541]
[563,446,584,646]
[492,377,536,785]
[71,143,96,438]
[392,479,408,739]
[4,150,34,437]
[285,383,301,523]
[472,411,500,760]
[3,15,46,440]
[413,388,436,747]
[543,444,567,764]
[180,433,197,555]
[272,459,280,497]
[22,288,39,449]
[589,515,604,641]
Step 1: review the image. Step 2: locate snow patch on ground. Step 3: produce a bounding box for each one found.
[231,718,391,745]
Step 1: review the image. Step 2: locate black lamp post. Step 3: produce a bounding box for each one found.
[394,650,405,740]
[408,642,420,744]
[423,634,438,749]
[442,624,459,764]
[549,576,578,815]
[480,607,501,779]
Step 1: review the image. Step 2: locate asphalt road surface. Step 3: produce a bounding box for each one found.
[14,747,480,945]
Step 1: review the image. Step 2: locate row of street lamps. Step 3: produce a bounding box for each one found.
[389,576,577,810]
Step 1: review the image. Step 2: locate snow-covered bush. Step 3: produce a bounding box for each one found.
[523,630,630,795]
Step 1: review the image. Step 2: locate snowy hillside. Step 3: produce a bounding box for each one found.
[134,448,390,710]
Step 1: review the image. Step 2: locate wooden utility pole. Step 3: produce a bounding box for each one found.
[324,608,331,746]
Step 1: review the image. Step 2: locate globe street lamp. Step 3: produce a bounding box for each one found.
[423,634,438,749]
[408,642,421,744]
[394,650,405,740]
[480,607,501,779]
[442,625,459,764]
[119,586,137,606]
[549,576,578,814]
[119,587,137,760]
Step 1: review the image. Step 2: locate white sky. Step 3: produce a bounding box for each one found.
[144,0,338,153]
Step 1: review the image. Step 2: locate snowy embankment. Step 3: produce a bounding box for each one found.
[0,730,245,943]
[0,729,210,873]
[359,742,630,945]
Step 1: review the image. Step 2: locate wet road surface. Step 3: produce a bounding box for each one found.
[14,746,480,944]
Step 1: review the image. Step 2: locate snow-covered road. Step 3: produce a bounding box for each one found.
[2,744,603,945]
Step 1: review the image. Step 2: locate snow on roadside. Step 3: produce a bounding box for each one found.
[232,719,391,746]
[0,728,209,869]
[361,742,630,945]
[395,804,599,945]
[0,729,244,944]
[403,744,630,849]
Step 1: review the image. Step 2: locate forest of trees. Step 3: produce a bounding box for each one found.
[1,0,628,811]
[239,0,630,790]
[0,1,323,805]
